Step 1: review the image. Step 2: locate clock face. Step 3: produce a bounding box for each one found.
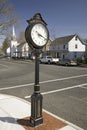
[31,23,49,48]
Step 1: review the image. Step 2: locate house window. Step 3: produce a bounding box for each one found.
[63,45,65,49]
[63,54,65,59]
[74,52,77,58]
[75,44,78,49]
[57,52,59,58]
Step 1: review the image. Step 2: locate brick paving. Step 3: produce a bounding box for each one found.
[17,111,67,130]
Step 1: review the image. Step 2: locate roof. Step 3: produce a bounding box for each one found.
[51,34,76,45]
[17,41,27,47]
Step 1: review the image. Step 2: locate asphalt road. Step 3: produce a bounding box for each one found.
[0,59,87,130]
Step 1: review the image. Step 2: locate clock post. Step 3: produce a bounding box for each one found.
[25,13,49,127]
[30,49,43,126]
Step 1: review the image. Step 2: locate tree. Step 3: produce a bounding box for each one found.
[0,46,3,55]
[50,28,57,40]
[0,0,17,36]
[18,31,25,43]
[1,37,10,54]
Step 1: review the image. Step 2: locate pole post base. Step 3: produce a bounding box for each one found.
[30,117,43,127]
[30,92,43,127]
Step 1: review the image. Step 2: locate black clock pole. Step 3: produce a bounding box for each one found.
[30,49,43,127]
[25,13,49,127]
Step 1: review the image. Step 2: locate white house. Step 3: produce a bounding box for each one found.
[16,39,52,59]
[17,41,30,58]
[41,39,51,57]
[50,34,86,60]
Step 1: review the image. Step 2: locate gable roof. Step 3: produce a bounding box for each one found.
[51,34,76,45]
[17,41,26,47]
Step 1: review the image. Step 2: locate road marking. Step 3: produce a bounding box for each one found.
[42,83,87,95]
[25,95,31,99]
[0,74,87,91]
[39,74,87,84]
[0,83,34,91]
[0,64,8,68]
[25,83,87,99]
[79,86,87,89]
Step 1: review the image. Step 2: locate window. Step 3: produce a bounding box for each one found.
[74,52,77,58]
[63,45,65,49]
[63,54,65,59]
[75,44,78,49]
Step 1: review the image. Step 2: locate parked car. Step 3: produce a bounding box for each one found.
[58,59,77,66]
[39,56,59,64]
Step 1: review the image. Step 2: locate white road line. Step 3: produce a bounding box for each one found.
[25,83,87,99]
[25,95,31,99]
[0,64,8,68]
[0,83,34,91]
[79,86,87,89]
[42,83,87,95]
[0,74,87,91]
[39,74,87,84]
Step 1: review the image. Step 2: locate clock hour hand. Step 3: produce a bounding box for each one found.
[36,31,47,40]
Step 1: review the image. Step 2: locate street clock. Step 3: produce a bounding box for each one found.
[25,13,49,127]
[25,14,49,49]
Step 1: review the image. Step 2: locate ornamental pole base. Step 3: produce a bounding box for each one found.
[30,117,43,127]
[30,93,43,127]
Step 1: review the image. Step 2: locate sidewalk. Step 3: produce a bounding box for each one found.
[0,94,84,130]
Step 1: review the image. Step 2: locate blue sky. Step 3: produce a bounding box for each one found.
[9,0,87,39]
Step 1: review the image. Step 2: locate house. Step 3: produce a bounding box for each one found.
[84,39,87,57]
[17,41,30,58]
[16,32,51,59]
[41,39,51,57]
[50,34,86,60]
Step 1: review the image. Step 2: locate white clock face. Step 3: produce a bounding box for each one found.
[31,23,48,47]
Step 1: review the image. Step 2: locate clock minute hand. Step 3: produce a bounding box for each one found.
[36,31,47,40]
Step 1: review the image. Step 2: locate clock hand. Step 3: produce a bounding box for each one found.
[36,31,47,40]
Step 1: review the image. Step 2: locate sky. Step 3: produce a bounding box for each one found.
[9,0,87,40]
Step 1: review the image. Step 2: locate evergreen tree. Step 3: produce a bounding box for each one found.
[2,37,10,55]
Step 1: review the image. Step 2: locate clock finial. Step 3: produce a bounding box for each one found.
[27,13,47,25]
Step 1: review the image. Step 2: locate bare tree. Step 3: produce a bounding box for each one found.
[0,0,17,36]
[50,28,57,40]
[18,32,25,43]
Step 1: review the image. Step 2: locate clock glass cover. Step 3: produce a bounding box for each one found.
[31,23,48,47]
